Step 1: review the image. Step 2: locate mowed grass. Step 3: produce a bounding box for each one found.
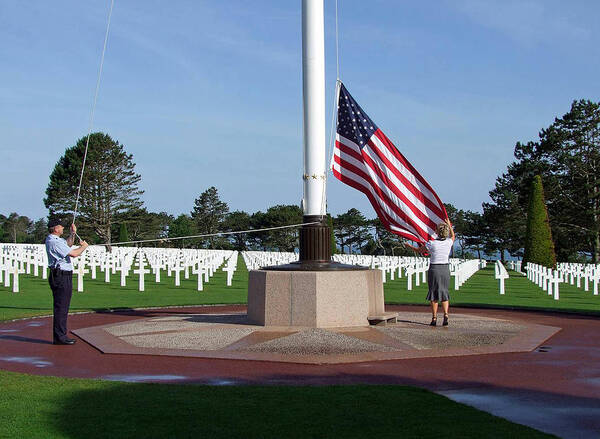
[0,370,555,439]
[0,259,577,438]
[1,257,598,321]
[0,256,249,321]
[384,265,600,315]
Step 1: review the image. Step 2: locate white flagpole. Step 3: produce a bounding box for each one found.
[302,0,326,217]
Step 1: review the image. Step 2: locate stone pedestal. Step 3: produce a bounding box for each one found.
[247,269,395,328]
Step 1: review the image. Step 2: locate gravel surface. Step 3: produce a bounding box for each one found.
[394,312,524,332]
[242,328,396,355]
[106,314,249,336]
[106,312,526,354]
[122,327,255,350]
[378,313,523,350]
[378,327,515,349]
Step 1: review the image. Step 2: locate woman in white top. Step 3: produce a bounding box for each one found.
[405,219,455,326]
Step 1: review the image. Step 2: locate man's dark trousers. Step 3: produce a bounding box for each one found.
[48,268,73,342]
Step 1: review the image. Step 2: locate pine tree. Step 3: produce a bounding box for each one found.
[191,187,229,248]
[523,175,556,268]
[44,133,144,244]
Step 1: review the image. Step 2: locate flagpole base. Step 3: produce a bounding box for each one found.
[262,215,366,271]
[248,268,392,327]
[299,214,330,262]
[250,220,396,326]
[262,261,368,271]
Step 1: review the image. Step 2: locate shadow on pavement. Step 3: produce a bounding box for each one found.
[92,306,247,319]
[0,335,52,345]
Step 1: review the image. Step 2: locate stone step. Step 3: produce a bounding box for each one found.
[367,312,398,326]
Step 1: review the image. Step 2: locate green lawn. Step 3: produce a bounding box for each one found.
[384,265,600,315]
[1,258,579,438]
[0,370,554,439]
[0,258,249,321]
[1,257,598,322]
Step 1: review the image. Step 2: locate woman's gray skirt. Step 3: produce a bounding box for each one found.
[426,263,450,302]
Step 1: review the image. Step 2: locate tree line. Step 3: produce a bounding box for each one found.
[0,201,459,256]
[0,198,489,258]
[0,130,472,254]
[5,97,599,262]
[0,213,48,244]
[482,100,600,263]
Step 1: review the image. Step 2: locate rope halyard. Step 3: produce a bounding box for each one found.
[108,221,320,246]
[68,1,335,246]
[72,0,115,238]
[321,0,342,217]
[335,0,340,81]
[325,79,341,198]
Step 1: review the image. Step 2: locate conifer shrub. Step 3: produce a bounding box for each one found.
[118,223,129,243]
[327,213,336,255]
[522,175,556,268]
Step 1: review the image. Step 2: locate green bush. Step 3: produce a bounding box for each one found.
[523,175,556,268]
[327,213,336,255]
[118,223,129,243]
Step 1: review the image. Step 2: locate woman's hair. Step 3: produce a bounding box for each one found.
[436,222,450,239]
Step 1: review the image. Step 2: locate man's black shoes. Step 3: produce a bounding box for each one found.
[53,338,76,345]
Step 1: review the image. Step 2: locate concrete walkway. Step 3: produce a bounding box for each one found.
[1,305,599,438]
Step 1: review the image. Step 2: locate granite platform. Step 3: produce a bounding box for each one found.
[73,311,559,364]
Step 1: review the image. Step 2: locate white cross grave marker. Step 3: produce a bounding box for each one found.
[134,263,150,292]
[77,261,89,292]
[173,265,183,287]
[12,264,19,293]
[193,265,204,291]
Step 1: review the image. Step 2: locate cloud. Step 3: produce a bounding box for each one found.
[452,0,591,47]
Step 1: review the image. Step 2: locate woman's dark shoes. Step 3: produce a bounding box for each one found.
[53,338,76,345]
[429,317,437,326]
[442,314,449,326]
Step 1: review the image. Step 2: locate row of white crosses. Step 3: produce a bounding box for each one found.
[242,251,426,285]
[332,254,432,287]
[526,262,600,300]
[529,263,561,299]
[556,262,600,295]
[241,252,423,284]
[331,254,416,286]
[403,259,428,290]
[0,244,49,293]
[242,251,454,290]
[450,259,483,291]
[495,260,509,295]
[526,263,561,300]
[507,260,524,274]
[241,250,488,293]
[0,243,239,294]
[332,254,484,292]
[0,251,20,293]
[86,247,237,292]
[242,251,298,270]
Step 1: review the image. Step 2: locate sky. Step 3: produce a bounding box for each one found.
[1,0,599,221]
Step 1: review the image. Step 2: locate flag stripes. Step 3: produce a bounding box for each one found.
[333,137,429,242]
[370,130,445,219]
[331,82,447,243]
[331,162,423,243]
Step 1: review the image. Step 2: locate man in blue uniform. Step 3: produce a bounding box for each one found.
[45,219,89,345]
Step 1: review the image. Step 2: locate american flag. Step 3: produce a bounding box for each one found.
[331,81,448,243]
